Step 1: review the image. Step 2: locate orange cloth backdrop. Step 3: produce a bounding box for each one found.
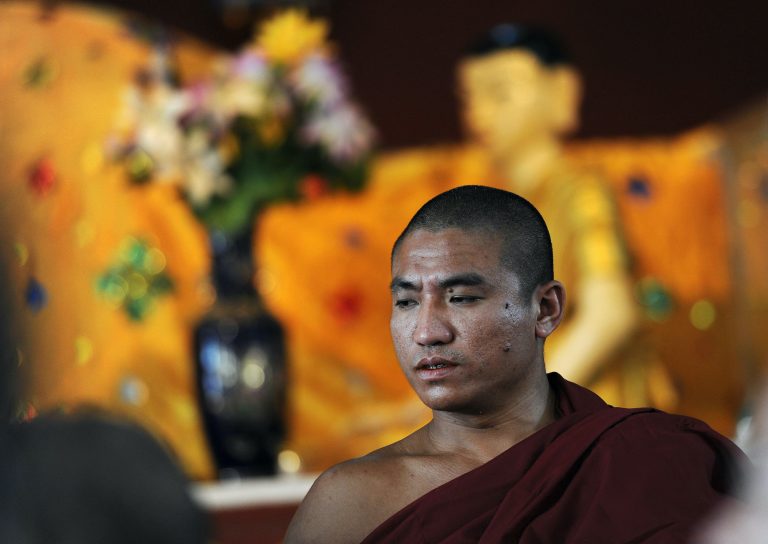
[0,2,217,478]
[2,1,763,477]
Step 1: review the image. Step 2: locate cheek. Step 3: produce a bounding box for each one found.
[465,310,531,358]
[460,315,507,351]
[390,316,410,354]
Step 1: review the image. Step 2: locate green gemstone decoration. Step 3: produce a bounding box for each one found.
[96,237,173,321]
[636,277,674,322]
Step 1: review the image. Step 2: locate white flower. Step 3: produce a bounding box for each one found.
[220,78,269,118]
[182,151,231,206]
[302,104,375,163]
[204,51,275,123]
[127,84,191,179]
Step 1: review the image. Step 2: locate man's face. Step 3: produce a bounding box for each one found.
[390,228,541,414]
[457,50,558,158]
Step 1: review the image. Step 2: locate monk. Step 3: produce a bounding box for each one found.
[285,185,744,543]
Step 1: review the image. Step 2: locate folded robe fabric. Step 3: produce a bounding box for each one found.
[362,373,745,543]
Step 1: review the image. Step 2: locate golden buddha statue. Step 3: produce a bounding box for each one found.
[457,25,641,400]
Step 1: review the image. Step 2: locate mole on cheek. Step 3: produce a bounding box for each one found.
[505,303,509,309]
[502,341,512,353]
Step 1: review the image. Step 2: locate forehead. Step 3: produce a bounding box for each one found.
[458,50,545,90]
[392,228,504,277]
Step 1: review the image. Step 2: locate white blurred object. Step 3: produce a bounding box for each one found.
[192,473,317,509]
[696,381,768,543]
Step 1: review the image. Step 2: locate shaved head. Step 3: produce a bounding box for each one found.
[392,185,553,298]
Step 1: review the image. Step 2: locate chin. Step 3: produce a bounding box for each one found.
[419,391,476,413]
[416,389,452,410]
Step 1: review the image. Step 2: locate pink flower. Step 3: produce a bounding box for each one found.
[231,49,270,83]
[290,54,347,108]
[302,104,375,163]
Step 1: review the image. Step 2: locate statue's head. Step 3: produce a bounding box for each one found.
[457,24,582,158]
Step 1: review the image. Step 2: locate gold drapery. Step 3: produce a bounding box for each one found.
[1,2,752,477]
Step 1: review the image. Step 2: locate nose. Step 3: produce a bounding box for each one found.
[414,301,454,346]
[463,101,486,136]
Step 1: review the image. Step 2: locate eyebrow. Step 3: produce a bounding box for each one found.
[390,273,487,292]
[439,273,486,289]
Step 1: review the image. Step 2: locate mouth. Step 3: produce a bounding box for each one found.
[415,357,456,369]
[414,357,458,382]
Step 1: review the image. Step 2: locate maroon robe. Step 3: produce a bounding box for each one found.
[362,373,745,543]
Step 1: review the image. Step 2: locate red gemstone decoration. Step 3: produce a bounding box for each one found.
[330,290,363,322]
[28,158,57,196]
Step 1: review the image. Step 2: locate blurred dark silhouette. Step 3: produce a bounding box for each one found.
[0,411,210,544]
[0,245,20,423]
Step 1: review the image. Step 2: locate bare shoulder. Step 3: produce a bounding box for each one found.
[284,440,424,544]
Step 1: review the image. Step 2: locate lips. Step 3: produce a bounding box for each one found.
[414,357,458,382]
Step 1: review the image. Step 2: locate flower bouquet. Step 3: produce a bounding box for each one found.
[113,9,375,236]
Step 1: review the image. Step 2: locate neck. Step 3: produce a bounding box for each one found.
[426,370,555,463]
[493,137,562,195]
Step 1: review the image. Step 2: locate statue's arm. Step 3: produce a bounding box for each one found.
[545,273,638,384]
[546,179,639,383]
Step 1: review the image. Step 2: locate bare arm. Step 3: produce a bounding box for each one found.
[285,461,396,544]
[285,468,360,544]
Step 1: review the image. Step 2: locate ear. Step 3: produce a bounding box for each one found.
[534,280,566,339]
[549,66,582,135]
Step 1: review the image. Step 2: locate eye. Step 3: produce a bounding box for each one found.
[449,296,481,304]
[395,299,417,309]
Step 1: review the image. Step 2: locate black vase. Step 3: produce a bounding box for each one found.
[194,229,287,478]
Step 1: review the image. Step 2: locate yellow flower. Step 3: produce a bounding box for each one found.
[256,9,328,65]
[258,117,286,147]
